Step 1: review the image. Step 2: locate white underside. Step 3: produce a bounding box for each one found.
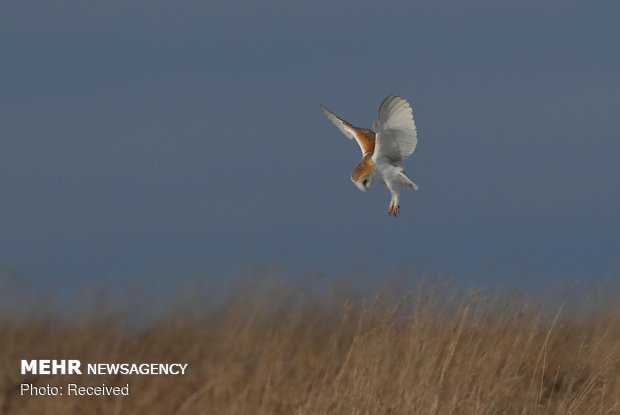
[374,160,418,206]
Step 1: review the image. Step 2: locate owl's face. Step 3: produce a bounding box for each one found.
[353,175,373,192]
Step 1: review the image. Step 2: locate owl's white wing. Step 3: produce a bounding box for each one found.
[372,96,417,163]
[321,105,374,156]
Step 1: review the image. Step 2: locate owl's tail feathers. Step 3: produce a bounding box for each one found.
[399,172,419,191]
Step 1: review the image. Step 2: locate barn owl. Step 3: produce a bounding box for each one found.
[320,95,419,216]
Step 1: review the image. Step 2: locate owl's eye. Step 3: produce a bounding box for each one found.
[363,179,368,186]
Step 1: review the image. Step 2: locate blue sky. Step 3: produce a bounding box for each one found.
[1,1,619,289]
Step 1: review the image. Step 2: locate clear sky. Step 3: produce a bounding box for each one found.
[1,1,619,289]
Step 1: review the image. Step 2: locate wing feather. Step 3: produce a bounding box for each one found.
[321,105,375,156]
[372,96,417,163]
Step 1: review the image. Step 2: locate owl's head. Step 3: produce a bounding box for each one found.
[353,174,373,192]
[351,158,376,192]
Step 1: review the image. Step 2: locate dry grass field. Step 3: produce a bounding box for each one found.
[0,275,619,414]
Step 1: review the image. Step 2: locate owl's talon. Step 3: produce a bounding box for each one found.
[387,203,400,216]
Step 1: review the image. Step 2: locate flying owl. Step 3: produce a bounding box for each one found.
[320,95,419,216]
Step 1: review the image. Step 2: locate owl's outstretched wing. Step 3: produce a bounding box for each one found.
[320,105,375,156]
[372,96,417,164]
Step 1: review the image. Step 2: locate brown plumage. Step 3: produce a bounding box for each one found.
[319,105,377,181]
[320,105,376,157]
[351,128,376,157]
[350,128,377,182]
[351,154,376,182]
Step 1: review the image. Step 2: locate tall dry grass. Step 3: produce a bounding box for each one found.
[0,275,619,414]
